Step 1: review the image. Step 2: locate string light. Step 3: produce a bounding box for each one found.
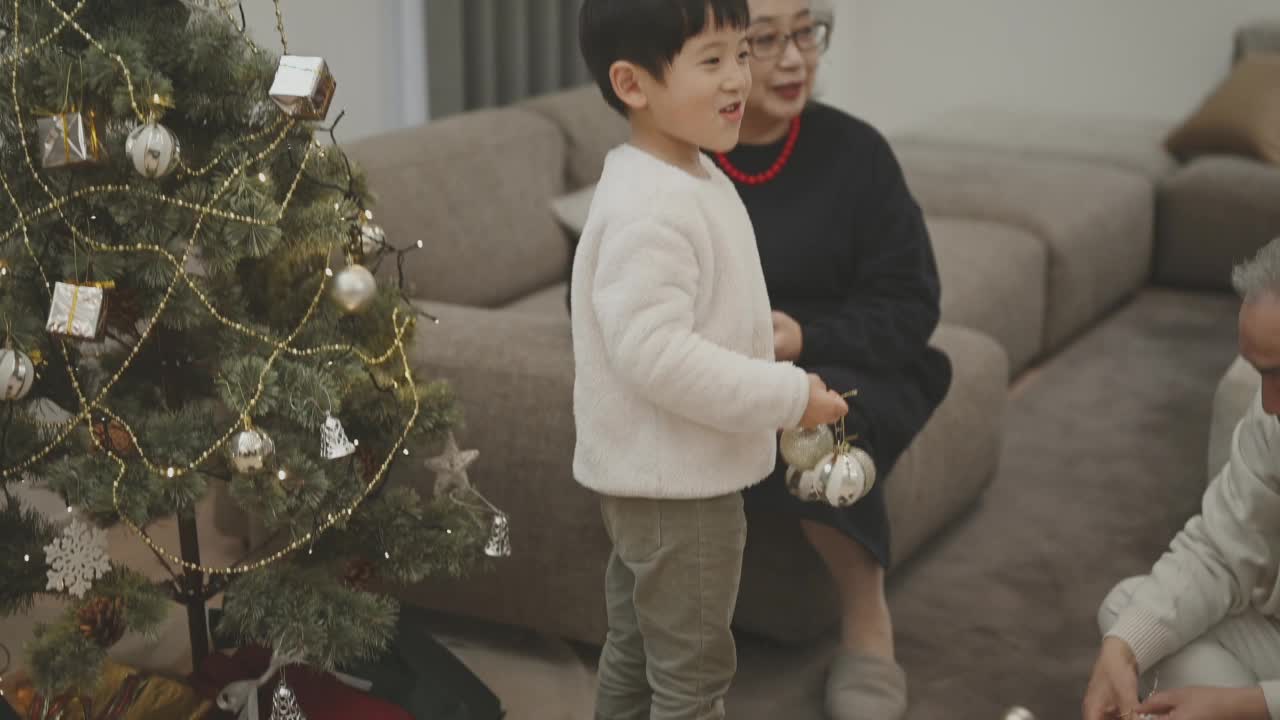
[416,240,424,249]
[277,469,287,481]
[1,0,428,576]
[23,554,30,562]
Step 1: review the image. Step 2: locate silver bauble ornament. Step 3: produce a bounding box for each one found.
[780,425,835,470]
[330,263,377,314]
[359,221,386,256]
[787,448,877,508]
[818,450,872,507]
[0,348,35,400]
[785,464,825,503]
[228,427,275,473]
[125,121,181,178]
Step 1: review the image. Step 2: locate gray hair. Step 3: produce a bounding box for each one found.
[1232,237,1280,300]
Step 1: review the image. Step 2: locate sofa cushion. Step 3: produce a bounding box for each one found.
[343,107,569,308]
[504,282,569,317]
[522,86,628,189]
[1165,55,1280,166]
[896,108,1177,181]
[734,324,1008,643]
[1235,20,1280,63]
[894,142,1153,351]
[930,218,1047,374]
[1155,155,1280,290]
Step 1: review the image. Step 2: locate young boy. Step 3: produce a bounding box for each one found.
[574,1,850,717]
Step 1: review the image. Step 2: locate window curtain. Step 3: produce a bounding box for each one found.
[426,0,590,118]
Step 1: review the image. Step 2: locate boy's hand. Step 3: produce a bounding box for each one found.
[799,374,848,428]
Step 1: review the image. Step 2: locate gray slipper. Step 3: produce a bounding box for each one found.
[824,651,908,720]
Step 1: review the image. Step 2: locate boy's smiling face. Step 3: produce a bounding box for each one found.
[630,21,753,155]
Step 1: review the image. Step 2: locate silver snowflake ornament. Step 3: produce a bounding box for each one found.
[44,518,111,598]
[425,432,479,498]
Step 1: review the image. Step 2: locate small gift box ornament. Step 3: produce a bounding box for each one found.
[46,281,110,340]
[37,110,108,168]
[269,55,337,121]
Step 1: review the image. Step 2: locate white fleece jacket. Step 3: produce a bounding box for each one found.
[1107,389,1280,717]
[570,144,811,499]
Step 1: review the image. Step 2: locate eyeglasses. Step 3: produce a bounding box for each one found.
[746,21,832,61]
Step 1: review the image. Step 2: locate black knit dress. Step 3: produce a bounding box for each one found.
[716,103,952,567]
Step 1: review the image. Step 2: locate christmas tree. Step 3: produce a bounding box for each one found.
[0,0,491,698]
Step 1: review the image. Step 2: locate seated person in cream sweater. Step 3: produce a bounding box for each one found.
[573,0,850,717]
[1084,237,1280,720]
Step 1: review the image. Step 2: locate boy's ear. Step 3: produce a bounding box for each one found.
[609,60,648,111]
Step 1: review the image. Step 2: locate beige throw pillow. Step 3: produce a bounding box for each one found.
[1166,54,1280,165]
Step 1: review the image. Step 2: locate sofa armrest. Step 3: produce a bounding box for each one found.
[1156,156,1280,290]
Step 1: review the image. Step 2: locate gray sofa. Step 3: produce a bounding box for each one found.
[901,20,1280,295]
[325,79,1196,650]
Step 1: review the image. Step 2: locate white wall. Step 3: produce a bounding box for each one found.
[242,0,427,141]
[821,0,1277,134]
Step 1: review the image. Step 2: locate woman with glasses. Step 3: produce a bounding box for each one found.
[714,1,952,718]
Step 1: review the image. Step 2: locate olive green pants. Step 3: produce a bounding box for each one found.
[595,493,747,720]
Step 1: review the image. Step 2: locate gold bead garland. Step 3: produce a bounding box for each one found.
[0,0,426,576]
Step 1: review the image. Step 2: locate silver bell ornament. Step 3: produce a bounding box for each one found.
[270,675,307,720]
[0,348,35,400]
[125,121,181,178]
[320,412,356,460]
[780,425,835,471]
[228,426,275,473]
[484,513,511,558]
[330,263,377,314]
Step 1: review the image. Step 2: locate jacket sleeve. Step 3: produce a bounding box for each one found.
[1106,391,1280,672]
[592,217,810,432]
[799,130,942,371]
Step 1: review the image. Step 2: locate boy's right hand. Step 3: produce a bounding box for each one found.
[799,374,849,429]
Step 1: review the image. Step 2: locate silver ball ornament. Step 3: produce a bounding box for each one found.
[785,464,825,503]
[359,221,386,256]
[819,449,876,507]
[780,425,836,470]
[0,348,34,400]
[330,263,377,314]
[228,427,275,473]
[125,121,181,178]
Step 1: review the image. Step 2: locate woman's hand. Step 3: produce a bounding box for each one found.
[772,311,803,362]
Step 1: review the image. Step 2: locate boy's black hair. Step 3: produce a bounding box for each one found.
[580,0,751,116]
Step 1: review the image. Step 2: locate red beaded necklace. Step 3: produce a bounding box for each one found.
[715,116,802,186]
